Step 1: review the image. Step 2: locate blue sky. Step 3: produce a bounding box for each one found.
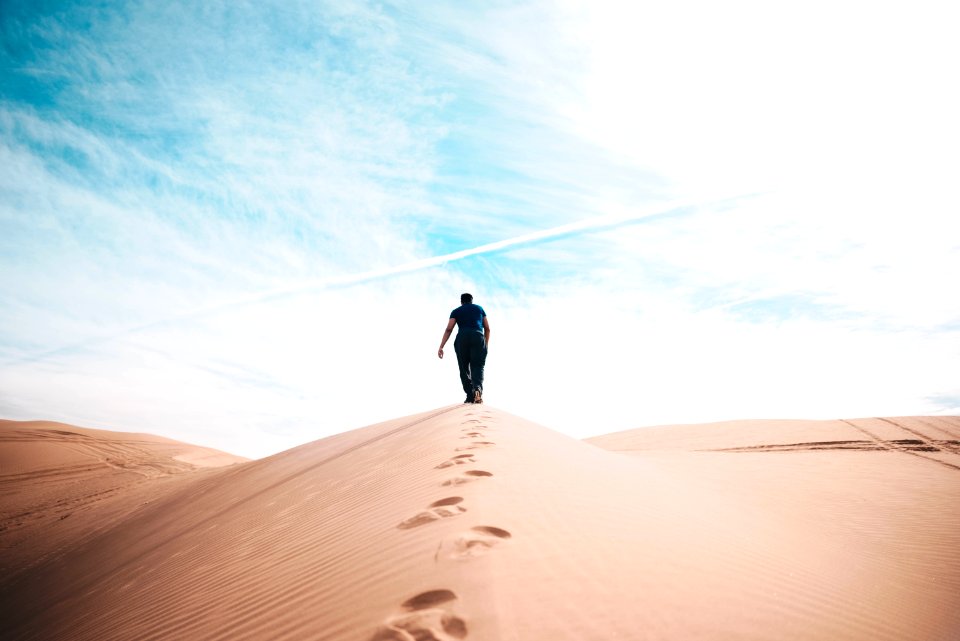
[2,0,958,458]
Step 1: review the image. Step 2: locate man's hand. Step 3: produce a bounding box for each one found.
[438,347,444,359]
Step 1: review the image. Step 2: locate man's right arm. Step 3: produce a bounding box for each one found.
[483,316,490,348]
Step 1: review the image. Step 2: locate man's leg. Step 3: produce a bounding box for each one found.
[469,333,487,402]
[454,335,473,400]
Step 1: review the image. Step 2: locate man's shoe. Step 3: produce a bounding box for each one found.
[473,388,483,404]
[464,391,474,403]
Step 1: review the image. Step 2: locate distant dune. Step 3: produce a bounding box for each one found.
[0,419,247,581]
[1,411,958,640]
[587,416,960,463]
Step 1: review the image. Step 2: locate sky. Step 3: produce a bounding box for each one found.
[1,0,958,459]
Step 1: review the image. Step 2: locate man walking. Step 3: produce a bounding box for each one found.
[438,293,490,403]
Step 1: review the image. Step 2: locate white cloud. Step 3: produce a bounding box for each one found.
[554,0,960,197]
[491,290,960,437]
[0,272,473,458]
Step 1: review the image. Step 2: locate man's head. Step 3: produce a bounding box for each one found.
[461,293,473,305]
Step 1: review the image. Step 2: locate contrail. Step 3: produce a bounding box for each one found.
[1,192,758,368]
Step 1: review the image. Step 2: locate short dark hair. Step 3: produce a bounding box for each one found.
[460,293,473,304]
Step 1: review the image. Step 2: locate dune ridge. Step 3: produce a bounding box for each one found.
[1,410,959,640]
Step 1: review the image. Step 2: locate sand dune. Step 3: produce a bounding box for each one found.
[2,410,958,640]
[0,419,247,582]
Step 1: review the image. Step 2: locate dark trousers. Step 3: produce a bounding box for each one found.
[454,331,487,394]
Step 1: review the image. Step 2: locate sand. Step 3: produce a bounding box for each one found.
[0,419,248,581]
[1,410,958,640]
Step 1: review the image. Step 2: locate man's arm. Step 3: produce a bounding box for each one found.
[438,318,456,358]
[483,316,490,348]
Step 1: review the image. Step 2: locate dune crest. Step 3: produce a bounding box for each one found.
[2,410,959,640]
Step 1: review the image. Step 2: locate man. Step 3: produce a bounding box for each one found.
[438,293,490,403]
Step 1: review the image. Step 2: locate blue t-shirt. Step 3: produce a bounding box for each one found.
[450,303,486,332]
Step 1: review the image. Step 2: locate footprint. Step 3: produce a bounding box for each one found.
[451,526,512,559]
[397,497,466,530]
[402,589,458,610]
[454,442,495,451]
[429,497,465,513]
[435,454,475,469]
[370,590,467,641]
[442,470,493,487]
[459,432,483,438]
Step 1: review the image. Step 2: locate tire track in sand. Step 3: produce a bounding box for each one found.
[840,419,960,471]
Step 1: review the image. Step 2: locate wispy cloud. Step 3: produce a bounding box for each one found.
[1,193,748,368]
